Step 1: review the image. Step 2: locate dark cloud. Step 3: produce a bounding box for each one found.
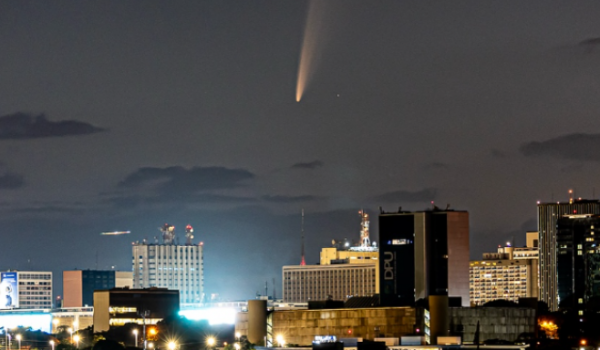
[372,188,437,203]
[291,160,324,170]
[490,149,507,158]
[520,133,600,161]
[0,172,24,189]
[422,162,448,170]
[0,112,105,139]
[261,195,321,203]
[579,37,600,54]
[118,166,255,193]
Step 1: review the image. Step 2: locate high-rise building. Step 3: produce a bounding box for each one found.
[470,235,539,305]
[556,214,600,315]
[378,209,470,307]
[0,271,52,309]
[132,243,203,305]
[63,270,133,307]
[537,198,600,310]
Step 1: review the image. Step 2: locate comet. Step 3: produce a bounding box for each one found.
[295,0,329,102]
[101,231,131,236]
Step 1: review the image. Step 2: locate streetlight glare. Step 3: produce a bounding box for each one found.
[15,335,21,341]
[133,329,138,335]
[207,337,216,347]
[235,332,241,339]
[168,341,177,350]
[73,335,80,342]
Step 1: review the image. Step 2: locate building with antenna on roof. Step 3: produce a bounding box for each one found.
[283,210,379,303]
[132,223,204,305]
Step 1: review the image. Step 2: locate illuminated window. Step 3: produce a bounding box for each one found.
[579,298,583,304]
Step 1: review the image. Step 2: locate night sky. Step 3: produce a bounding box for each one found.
[2,1,600,301]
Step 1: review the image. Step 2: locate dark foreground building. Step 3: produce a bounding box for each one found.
[556,214,600,314]
[93,287,179,332]
[378,208,469,307]
[537,198,600,311]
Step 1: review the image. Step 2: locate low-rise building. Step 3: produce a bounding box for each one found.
[63,270,133,308]
[93,287,179,332]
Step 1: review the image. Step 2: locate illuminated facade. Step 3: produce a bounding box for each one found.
[537,198,600,310]
[282,263,378,302]
[2,271,53,309]
[93,288,179,332]
[556,214,600,315]
[132,243,203,304]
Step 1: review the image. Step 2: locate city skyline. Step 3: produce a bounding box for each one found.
[2,1,600,300]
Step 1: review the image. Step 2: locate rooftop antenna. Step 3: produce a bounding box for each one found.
[300,209,306,266]
[185,225,194,245]
[569,189,574,204]
[359,209,370,247]
[265,281,268,298]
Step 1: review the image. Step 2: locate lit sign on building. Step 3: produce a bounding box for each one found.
[0,273,18,309]
[313,336,336,344]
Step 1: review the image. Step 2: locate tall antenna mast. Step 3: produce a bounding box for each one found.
[300,209,306,266]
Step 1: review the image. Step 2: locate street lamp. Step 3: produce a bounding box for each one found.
[68,328,73,342]
[168,341,177,350]
[147,343,154,349]
[73,335,80,349]
[275,335,285,348]
[15,335,21,350]
[133,329,138,348]
[206,337,216,350]
[49,340,54,350]
[234,344,240,350]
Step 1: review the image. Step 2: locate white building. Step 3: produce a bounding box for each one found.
[0,271,53,310]
[132,243,204,304]
[469,232,539,305]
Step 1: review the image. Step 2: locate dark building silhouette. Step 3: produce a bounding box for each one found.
[537,198,600,310]
[378,208,469,307]
[556,214,600,315]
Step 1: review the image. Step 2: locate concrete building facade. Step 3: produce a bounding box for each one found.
[282,263,378,303]
[4,271,53,309]
[132,243,203,304]
[63,270,133,308]
[470,236,539,305]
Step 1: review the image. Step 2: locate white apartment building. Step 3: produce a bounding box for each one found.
[132,243,203,304]
[0,271,53,309]
[469,232,539,305]
[282,262,377,303]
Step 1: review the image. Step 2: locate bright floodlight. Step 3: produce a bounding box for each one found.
[207,337,216,347]
[168,342,177,350]
[235,332,241,339]
[276,335,285,347]
[234,344,240,350]
[133,329,138,335]
[148,343,154,349]
[15,335,21,341]
[73,335,80,342]
[49,341,54,345]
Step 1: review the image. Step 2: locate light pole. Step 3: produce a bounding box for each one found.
[68,328,73,343]
[49,340,54,350]
[206,337,216,350]
[234,344,240,350]
[73,335,80,349]
[133,329,138,348]
[15,335,20,350]
[275,335,285,348]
